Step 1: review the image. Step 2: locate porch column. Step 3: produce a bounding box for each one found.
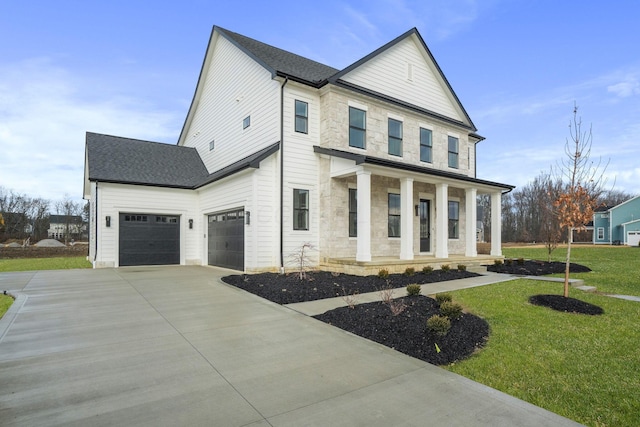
[490,191,502,256]
[356,170,371,262]
[400,177,414,260]
[465,188,478,257]
[435,182,448,258]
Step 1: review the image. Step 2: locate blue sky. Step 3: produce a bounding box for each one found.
[1,0,639,206]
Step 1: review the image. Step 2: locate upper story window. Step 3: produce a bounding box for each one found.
[448,201,459,239]
[388,118,403,157]
[243,115,251,129]
[295,100,308,134]
[293,189,309,230]
[420,128,432,163]
[388,193,401,237]
[349,107,366,149]
[209,140,215,151]
[349,188,357,237]
[448,136,459,168]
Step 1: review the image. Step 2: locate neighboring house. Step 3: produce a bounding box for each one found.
[83,26,513,271]
[48,215,84,240]
[593,196,640,245]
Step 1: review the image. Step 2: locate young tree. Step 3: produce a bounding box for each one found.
[553,104,607,297]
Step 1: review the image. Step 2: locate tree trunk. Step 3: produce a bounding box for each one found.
[564,228,572,298]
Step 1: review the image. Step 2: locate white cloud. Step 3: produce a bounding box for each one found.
[607,76,640,97]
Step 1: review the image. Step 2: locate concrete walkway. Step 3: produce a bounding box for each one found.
[0,267,582,426]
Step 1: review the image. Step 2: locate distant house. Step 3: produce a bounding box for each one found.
[593,196,640,245]
[48,215,84,240]
[83,26,513,271]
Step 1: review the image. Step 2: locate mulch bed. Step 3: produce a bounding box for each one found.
[222,269,479,304]
[529,294,604,315]
[0,245,88,259]
[487,260,591,275]
[314,295,489,365]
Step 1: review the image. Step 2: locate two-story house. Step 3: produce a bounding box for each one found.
[83,26,513,272]
[593,195,640,245]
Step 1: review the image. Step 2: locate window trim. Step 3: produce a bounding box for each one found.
[388,193,401,238]
[293,189,309,231]
[597,227,605,240]
[294,100,308,134]
[448,135,459,169]
[349,188,357,237]
[388,118,403,157]
[448,200,459,239]
[420,127,432,163]
[349,106,366,149]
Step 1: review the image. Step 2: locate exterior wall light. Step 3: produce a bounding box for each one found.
[246,211,250,225]
[189,219,193,229]
[105,216,111,227]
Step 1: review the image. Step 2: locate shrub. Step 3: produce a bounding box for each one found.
[404,267,416,276]
[435,293,453,304]
[406,284,421,296]
[440,301,463,320]
[457,264,467,271]
[440,264,451,272]
[378,268,389,279]
[494,259,503,266]
[517,257,525,265]
[422,265,434,274]
[426,315,451,337]
[505,258,513,266]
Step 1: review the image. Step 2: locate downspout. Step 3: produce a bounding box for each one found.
[279,76,289,272]
[94,182,98,263]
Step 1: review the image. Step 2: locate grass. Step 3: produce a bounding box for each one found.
[446,245,640,426]
[0,294,13,319]
[503,245,640,296]
[0,256,92,272]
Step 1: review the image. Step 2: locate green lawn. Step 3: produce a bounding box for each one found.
[0,257,92,272]
[0,294,13,319]
[447,246,640,426]
[503,245,640,296]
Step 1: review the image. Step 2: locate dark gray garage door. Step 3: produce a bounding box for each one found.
[208,209,244,271]
[119,213,180,266]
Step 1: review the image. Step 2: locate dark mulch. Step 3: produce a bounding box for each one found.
[529,294,604,315]
[487,260,591,276]
[314,295,489,365]
[222,269,479,304]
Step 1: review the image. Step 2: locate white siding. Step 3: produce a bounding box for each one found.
[341,36,463,123]
[182,34,280,173]
[282,84,321,267]
[95,183,199,268]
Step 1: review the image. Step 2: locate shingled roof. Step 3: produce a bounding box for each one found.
[218,27,339,85]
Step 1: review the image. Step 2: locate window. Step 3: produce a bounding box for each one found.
[209,140,215,151]
[597,227,604,240]
[349,189,357,237]
[448,201,459,239]
[388,118,402,156]
[448,136,459,168]
[349,107,366,149]
[243,115,251,129]
[388,193,400,237]
[420,128,432,163]
[293,189,309,230]
[295,100,308,134]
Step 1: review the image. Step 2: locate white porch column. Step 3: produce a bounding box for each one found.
[491,191,502,256]
[435,182,448,258]
[465,188,478,257]
[356,170,372,262]
[400,177,414,260]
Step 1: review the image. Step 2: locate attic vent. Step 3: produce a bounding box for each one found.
[407,63,413,82]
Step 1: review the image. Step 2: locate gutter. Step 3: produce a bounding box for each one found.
[279,77,289,271]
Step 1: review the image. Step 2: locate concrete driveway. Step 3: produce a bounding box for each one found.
[0,266,582,426]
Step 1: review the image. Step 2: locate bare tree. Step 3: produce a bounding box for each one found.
[55,195,83,245]
[553,104,607,297]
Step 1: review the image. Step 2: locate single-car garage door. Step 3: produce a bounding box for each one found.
[208,209,244,271]
[119,213,180,266]
[628,231,640,247]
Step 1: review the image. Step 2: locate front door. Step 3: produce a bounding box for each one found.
[419,199,430,252]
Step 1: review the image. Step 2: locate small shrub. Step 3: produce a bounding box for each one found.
[404,267,416,276]
[440,301,463,320]
[342,287,359,309]
[406,284,421,296]
[378,268,390,279]
[494,259,503,266]
[422,265,434,274]
[505,258,513,266]
[435,293,453,304]
[457,264,467,271]
[440,264,451,272]
[378,285,394,304]
[517,257,525,265]
[426,315,451,337]
[388,299,407,316]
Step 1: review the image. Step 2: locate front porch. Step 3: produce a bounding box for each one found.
[320,253,503,276]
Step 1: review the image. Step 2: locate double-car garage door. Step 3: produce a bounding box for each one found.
[119,213,180,267]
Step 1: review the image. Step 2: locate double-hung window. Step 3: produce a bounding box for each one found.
[388,193,401,237]
[293,189,309,230]
[448,136,459,168]
[597,227,605,240]
[349,107,366,149]
[388,118,402,156]
[420,128,432,163]
[295,100,308,133]
[349,189,357,237]
[448,201,459,239]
